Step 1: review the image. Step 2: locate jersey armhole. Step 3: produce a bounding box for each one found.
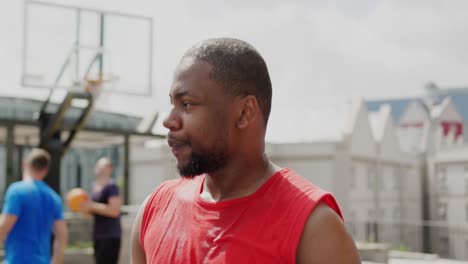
[288,192,343,263]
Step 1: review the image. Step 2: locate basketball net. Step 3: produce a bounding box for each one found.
[83,73,118,98]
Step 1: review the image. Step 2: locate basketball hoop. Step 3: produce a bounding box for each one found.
[83,73,119,97]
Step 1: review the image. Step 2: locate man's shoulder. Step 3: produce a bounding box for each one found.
[5,181,31,194]
[8,181,28,189]
[38,181,58,194]
[36,182,62,203]
[153,177,196,195]
[140,177,197,224]
[276,169,326,196]
[274,169,343,217]
[104,181,121,192]
[297,202,360,263]
[109,180,120,187]
[48,188,62,202]
[145,177,198,205]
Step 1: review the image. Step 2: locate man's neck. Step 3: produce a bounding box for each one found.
[96,177,111,186]
[201,154,280,202]
[23,174,41,181]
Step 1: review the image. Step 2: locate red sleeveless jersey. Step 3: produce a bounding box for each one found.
[140,168,343,264]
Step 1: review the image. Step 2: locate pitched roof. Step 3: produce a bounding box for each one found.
[369,104,391,142]
[447,94,468,122]
[367,98,416,122]
[367,91,468,123]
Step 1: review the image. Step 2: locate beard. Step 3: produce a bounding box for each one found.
[178,150,228,178]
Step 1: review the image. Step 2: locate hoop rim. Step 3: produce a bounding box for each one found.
[83,73,119,94]
[83,73,119,84]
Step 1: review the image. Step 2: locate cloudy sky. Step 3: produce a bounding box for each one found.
[1,0,468,142]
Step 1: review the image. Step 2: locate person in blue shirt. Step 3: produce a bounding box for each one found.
[0,148,68,264]
[81,157,122,264]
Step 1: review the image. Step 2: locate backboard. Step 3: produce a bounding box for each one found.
[22,0,153,96]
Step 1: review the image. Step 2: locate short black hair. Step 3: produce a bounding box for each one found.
[26,148,50,171]
[184,38,272,126]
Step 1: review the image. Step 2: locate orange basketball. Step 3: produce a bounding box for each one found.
[66,188,89,212]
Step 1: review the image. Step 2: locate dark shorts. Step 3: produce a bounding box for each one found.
[93,238,121,264]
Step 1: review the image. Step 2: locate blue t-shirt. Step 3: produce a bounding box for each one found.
[2,180,63,264]
[91,182,121,240]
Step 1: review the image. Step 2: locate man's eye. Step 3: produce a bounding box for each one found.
[182,102,192,108]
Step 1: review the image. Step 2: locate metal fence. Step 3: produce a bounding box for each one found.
[348,220,468,261]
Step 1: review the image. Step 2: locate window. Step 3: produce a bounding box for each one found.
[393,167,399,190]
[367,166,375,190]
[466,241,468,260]
[348,211,357,236]
[437,203,447,220]
[464,166,468,195]
[350,165,356,189]
[379,167,385,191]
[439,236,450,257]
[368,209,374,221]
[436,167,448,193]
[0,146,5,204]
[400,168,409,191]
[393,208,400,223]
[401,207,407,220]
[466,204,468,222]
[400,168,407,191]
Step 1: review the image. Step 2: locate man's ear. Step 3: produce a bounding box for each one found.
[236,95,258,129]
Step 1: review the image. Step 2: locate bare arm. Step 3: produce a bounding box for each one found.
[297,202,360,264]
[131,197,149,264]
[83,196,122,218]
[0,214,17,244]
[51,219,68,264]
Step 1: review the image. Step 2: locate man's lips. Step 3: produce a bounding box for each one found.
[167,137,188,156]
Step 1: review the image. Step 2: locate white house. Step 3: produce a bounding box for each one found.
[426,144,468,260]
[397,100,430,153]
[368,85,468,260]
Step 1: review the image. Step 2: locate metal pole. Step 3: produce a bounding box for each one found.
[148,18,154,96]
[17,145,24,181]
[398,164,405,248]
[374,144,381,243]
[43,146,63,194]
[75,9,81,83]
[99,14,105,75]
[421,158,431,253]
[39,112,63,194]
[21,1,29,87]
[123,134,130,204]
[6,125,15,186]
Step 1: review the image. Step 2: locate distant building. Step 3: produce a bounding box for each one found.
[367,83,468,260]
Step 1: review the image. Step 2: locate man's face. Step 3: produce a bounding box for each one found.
[163,57,236,177]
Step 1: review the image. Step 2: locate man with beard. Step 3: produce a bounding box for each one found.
[131,38,360,263]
